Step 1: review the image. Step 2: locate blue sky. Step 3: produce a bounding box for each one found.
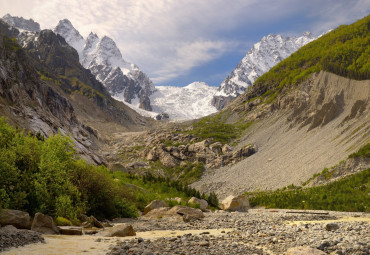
[1,0,369,86]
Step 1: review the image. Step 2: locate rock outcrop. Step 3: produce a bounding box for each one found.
[58,226,83,235]
[188,197,208,211]
[142,131,256,170]
[142,206,204,222]
[221,195,249,212]
[0,210,30,229]
[97,224,136,237]
[31,213,60,234]
[212,32,316,110]
[143,200,168,215]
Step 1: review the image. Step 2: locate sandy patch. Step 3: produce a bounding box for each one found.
[2,228,234,255]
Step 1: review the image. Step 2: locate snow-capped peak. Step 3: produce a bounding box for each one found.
[54,19,156,111]
[54,19,85,57]
[2,14,40,32]
[212,32,317,109]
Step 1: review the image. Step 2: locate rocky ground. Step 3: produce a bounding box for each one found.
[0,225,44,252]
[108,209,370,255]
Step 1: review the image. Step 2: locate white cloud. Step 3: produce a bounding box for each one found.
[149,40,239,83]
[0,0,369,84]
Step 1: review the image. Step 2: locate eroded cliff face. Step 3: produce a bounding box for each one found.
[0,24,99,164]
[0,21,154,164]
[193,71,370,199]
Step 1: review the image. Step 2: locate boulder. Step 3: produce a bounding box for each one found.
[146,147,159,161]
[160,152,178,167]
[142,207,171,219]
[325,223,339,231]
[173,206,205,222]
[286,246,326,255]
[142,205,204,222]
[143,200,168,215]
[188,139,211,153]
[58,226,83,235]
[89,216,104,228]
[232,145,255,160]
[81,221,93,228]
[222,144,232,154]
[210,142,223,154]
[31,212,59,234]
[221,195,249,212]
[188,197,208,211]
[96,224,135,237]
[0,209,30,229]
[174,197,183,204]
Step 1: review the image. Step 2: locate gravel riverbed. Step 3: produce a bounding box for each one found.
[108,209,370,255]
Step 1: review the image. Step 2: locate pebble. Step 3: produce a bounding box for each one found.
[0,225,45,252]
[106,209,369,255]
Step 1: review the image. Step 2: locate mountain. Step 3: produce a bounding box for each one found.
[54,19,155,111]
[114,81,218,121]
[1,13,41,32]
[0,19,153,164]
[191,15,370,198]
[151,82,218,121]
[212,32,317,110]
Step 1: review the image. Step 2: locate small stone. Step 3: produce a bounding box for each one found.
[325,223,339,231]
[199,241,209,246]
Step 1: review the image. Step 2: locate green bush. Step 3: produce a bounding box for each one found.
[349,143,370,158]
[55,216,72,226]
[185,115,252,144]
[0,117,138,219]
[248,168,370,212]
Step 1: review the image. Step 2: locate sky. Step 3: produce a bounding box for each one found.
[0,0,369,87]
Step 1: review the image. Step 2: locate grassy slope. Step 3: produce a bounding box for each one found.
[250,15,369,103]
[247,144,370,212]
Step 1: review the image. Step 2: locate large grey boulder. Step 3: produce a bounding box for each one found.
[221,195,249,212]
[188,197,208,211]
[31,212,59,234]
[175,206,205,222]
[0,209,30,229]
[143,200,168,215]
[96,224,135,237]
[58,226,83,235]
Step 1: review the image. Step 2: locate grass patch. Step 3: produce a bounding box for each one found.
[248,168,370,212]
[112,172,219,211]
[349,143,370,158]
[148,161,205,185]
[185,114,252,144]
[249,15,370,105]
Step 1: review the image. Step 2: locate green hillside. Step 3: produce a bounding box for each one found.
[248,15,369,103]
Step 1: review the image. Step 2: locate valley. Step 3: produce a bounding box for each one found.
[0,10,369,255]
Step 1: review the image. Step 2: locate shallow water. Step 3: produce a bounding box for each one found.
[287,216,370,225]
[2,228,234,255]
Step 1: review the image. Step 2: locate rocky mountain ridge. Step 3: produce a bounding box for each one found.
[1,14,41,32]
[212,32,317,109]
[53,19,155,111]
[0,19,153,164]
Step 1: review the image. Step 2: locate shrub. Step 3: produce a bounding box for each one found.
[349,143,370,158]
[55,216,72,226]
[249,168,370,212]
